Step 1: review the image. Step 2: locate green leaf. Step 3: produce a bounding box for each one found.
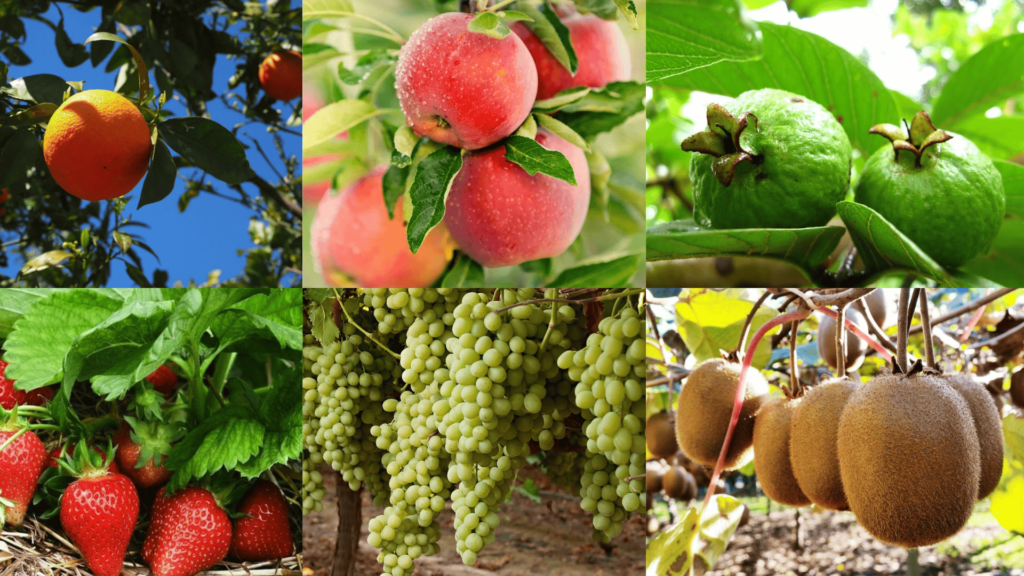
[990,414,1024,533]
[382,164,409,220]
[996,160,1024,219]
[534,113,590,153]
[674,291,779,367]
[947,115,1024,160]
[647,496,744,576]
[835,201,959,287]
[959,217,1024,289]
[138,140,176,209]
[647,0,762,82]
[504,136,576,185]
[890,89,924,121]
[0,129,39,188]
[612,0,638,29]
[10,74,69,105]
[932,33,1024,129]
[439,254,485,287]
[786,0,868,18]
[646,219,845,270]
[303,99,383,151]
[407,146,462,254]
[659,22,899,157]
[158,117,255,185]
[303,0,356,19]
[547,254,640,287]
[532,87,591,113]
[556,81,644,139]
[518,3,578,74]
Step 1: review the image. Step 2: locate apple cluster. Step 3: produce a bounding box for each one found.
[311,7,630,286]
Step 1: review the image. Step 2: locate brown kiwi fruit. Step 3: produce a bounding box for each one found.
[816,308,869,371]
[737,504,751,528]
[789,376,859,511]
[662,465,692,500]
[646,411,679,459]
[940,372,1004,500]
[1011,368,1024,408]
[676,358,769,469]
[752,397,811,506]
[646,462,664,493]
[837,372,981,548]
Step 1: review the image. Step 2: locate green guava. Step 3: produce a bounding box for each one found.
[855,111,1005,269]
[682,88,852,230]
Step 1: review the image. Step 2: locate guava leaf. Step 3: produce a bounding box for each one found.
[547,254,641,287]
[646,495,746,576]
[646,219,845,271]
[950,115,1024,160]
[835,201,960,287]
[931,33,1024,129]
[996,160,1024,219]
[646,0,762,82]
[959,217,1024,289]
[439,254,484,288]
[786,0,868,18]
[659,22,898,157]
[674,290,778,368]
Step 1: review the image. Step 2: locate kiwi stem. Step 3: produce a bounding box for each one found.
[908,288,1016,334]
[896,287,910,372]
[789,320,801,396]
[646,304,675,406]
[814,307,893,362]
[918,288,936,369]
[701,308,810,515]
[835,305,848,379]
[860,294,898,355]
[735,291,772,359]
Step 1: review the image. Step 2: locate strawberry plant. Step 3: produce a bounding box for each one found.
[0,288,302,575]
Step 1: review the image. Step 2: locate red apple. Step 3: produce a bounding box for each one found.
[311,167,451,287]
[444,128,590,267]
[512,15,631,100]
[395,12,538,150]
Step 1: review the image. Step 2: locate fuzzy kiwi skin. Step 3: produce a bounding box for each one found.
[676,358,769,470]
[662,465,694,500]
[646,463,664,493]
[817,308,869,371]
[752,397,810,506]
[837,373,981,548]
[941,372,1004,500]
[646,411,679,459]
[789,377,859,511]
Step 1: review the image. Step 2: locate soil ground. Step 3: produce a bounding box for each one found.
[304,464,646,576]
[651,495,1024,576]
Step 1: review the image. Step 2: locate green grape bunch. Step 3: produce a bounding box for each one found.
[301,289,646,573]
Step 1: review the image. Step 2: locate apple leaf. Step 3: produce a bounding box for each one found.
[556,81,644,139]
[382,164,409,220]
[467,12,511,39]
[518,2,578,74]
[547,254,641,287]
[440,254,485,287]
[406,146,462,254]
[534,113,590,153]
[504,136,576,185]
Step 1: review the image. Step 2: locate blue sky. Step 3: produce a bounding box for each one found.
[5,4,301,286]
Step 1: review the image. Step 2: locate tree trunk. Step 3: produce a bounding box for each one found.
[332,478,361,576]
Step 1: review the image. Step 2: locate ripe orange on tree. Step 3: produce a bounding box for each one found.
[42,90,153,202]
[258,50,302,100]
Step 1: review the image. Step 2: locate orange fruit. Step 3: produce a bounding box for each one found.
[259,51,302,101]
[43,90,152,202]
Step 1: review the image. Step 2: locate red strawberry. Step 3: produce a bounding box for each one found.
[60,471,139,576]
[143,486,233,576]
[0,360,55,409]
[0,426,47,526]
[230,480,294,561]
[48,444,120,474]
[113,422,172,489]
[145,365,178,397]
